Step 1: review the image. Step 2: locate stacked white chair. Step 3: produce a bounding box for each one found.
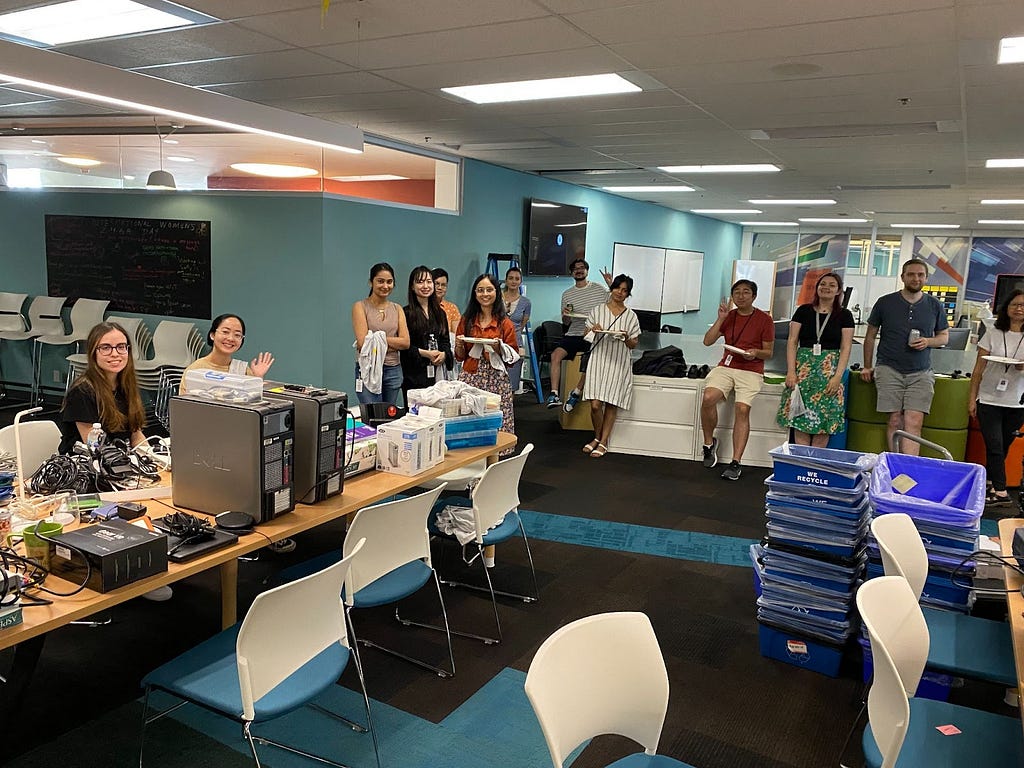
[0,296,66,403]
[0,292,28,400]
[133,321,201,421]
[34,297,109,403]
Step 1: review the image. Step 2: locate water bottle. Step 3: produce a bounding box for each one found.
[426,333,438,380]
[86,422,105,453]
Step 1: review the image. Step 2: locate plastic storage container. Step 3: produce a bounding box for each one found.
[769,444,878,490]
[182,369,264,404]
[444,411,503,449]
[758,623,845,677]
[869,452,985,527]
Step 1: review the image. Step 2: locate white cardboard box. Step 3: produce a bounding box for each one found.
[376,417,433,476]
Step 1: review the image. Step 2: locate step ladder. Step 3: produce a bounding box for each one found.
[485,253,543,403]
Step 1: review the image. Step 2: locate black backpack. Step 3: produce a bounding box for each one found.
[632,345,686,376]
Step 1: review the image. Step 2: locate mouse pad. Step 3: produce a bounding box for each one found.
[152,516,239,562]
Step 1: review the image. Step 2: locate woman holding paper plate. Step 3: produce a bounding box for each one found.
[777,272,855,446]
[968,288,1024,506]
[581,274,642,458]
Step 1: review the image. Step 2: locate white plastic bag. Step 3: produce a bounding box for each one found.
[788,384,807,419]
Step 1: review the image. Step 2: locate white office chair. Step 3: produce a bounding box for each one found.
[856,577,1023,768]
[417,459,487,492]
[135,320,200,374]
[525,612,696,768]
[140,539,380,768]
[0,296,66,403]
[0,420,60,478]
[32,297,108,402]
[0,292,27,400]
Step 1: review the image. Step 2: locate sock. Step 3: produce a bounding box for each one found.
[703,443,713,449]
[483,555,495,568]
[571,388,580,395]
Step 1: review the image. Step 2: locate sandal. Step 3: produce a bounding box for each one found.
[590,442,608,458]
[986,489,1011,506]
[583,439,600,454]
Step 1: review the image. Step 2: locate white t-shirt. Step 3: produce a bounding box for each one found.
[978,328,1024,408]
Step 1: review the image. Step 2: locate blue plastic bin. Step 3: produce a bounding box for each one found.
[859,635,951,701]
[769,444,878,490]
[444,412,502,449]
[758,623,845,677]
[869,453,985,527]
[765,474,870,505]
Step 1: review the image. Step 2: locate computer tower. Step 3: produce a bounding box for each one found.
[170,395,295,522]
[264,383,347,504]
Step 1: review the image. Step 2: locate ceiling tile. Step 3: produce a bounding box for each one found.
[203,71,406,100]
[132,49,351,86]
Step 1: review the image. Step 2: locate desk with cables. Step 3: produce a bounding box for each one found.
[998,517,1024,733]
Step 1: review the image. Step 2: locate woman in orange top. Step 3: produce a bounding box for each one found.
[454,274,518,454]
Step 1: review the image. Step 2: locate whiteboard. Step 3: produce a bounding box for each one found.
[612,243,704,313]
[732,260,777,314]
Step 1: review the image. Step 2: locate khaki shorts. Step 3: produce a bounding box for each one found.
[874,365,935,414]
[704,366,764,406]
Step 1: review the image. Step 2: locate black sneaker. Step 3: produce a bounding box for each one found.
[697,365,710,378]
[702,438,718,468]
[545,392,562,409]
[687,364,700,378]
[721,461,742,481]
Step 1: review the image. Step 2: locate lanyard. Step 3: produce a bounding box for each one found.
[814,310,831,345]
[1003,330,1024,371]
[729,311,754,348]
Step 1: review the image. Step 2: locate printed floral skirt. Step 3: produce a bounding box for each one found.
[459,365,516,456]
[777,347,846,435]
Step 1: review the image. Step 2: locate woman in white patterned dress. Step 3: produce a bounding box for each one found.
[581,274,642,458]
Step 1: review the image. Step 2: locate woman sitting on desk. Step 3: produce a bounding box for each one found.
[179,313,274,393]
[59,321,146,455]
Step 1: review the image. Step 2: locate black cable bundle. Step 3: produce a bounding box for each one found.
[29,440,162,495]
[159,512,216,557]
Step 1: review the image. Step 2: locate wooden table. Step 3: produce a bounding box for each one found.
[1,431,516,651]
[998,517,1024,733]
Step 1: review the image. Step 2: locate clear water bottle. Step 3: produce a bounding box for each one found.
[86,422,105,452]
[426,333,438,380]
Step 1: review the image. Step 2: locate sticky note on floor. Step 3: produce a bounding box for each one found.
[891,473,917,494]
[935,724,961,736]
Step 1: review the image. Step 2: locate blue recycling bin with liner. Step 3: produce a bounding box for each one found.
[769,444,878,490]
[869,452,986,528]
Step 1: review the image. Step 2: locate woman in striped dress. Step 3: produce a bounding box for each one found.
[582,274,642,458]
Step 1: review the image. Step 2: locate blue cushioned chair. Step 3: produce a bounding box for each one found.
[857,577,1024,768]
[525,612,697,768]
[139,539,380,768]
[871,513,1016,686]
[427,443,537,644]
[342,484,456,678]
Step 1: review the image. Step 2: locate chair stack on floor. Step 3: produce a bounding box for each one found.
[756,444,878,677]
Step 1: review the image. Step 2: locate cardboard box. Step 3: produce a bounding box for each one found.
[344,435,378,478]
[376,416,434,476]
[50,519,168,593]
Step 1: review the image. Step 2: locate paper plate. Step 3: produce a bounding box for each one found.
[982,355,1023,364]
[723,343,748,355]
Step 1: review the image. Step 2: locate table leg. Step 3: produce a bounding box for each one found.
[220,559,238,629]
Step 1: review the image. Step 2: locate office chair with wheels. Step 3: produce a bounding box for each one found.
[139,539,381,768]
[525,612,697,768]
[856,577,1023,768]
[427,444,538,644]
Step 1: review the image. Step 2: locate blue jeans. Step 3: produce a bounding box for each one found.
[354,363,403,406]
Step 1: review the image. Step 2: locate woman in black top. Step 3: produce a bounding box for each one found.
[401,265,453,402]
[59,321,146,455]
[777,272,855,446]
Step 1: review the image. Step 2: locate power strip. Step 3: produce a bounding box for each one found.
[99,485,172,503]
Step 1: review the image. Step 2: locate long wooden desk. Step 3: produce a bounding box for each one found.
[0,432,516,652]
[998,517,1024,733]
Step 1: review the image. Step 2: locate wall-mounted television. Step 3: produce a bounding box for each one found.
[525,198,589,276]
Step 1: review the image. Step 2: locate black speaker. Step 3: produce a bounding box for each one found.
[359,402,406,428]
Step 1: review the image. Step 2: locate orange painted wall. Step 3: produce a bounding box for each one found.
[206,176,435,207]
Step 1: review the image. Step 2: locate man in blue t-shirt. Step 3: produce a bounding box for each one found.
[860,259,949,455]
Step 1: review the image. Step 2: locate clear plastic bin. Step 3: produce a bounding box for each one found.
[182,369,264,404]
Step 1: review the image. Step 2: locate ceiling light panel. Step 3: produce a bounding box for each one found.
[890,223,960,229]
[998,36,1024,64]
[980,200,1024,205]
[691,209,762,214]
[798,218,870,223]
[749,199,836,205]
[658,164,780,173]
[441,73,641,104]
[986,158,1024,168]
[232,163,318,178]
[978,219,1024,225]
[740,221,797,226]
[603,185,694,192]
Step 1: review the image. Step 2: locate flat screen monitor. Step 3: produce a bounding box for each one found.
[943,327,970,350]
[525,198,589,276]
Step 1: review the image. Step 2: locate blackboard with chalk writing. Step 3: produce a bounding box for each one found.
[45,214,211,319]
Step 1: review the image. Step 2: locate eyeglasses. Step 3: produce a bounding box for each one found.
[96,343,130,355]
[215,329,244,340]
[1009,303,1024,310]
[475,287,496,294]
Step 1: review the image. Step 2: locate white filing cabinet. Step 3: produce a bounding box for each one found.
[607,375,700,459]
[706,382,788,468]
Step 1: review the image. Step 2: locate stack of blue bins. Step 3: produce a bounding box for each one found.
[757,444,878,677]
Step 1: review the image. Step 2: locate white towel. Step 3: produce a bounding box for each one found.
[356,330,388,395]
[467,339,520,373]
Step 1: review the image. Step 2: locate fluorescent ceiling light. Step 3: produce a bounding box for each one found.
[749,199,836,205]
[998,36,1024,64]
[57,156,100,167]
[890,223,960,229]
[442,73,641,104]
[232,163,318,178]
[30,139,46,144]
[659,164,780,173]
[798,218,870,223]
[166,156,194,163]
[691,209,762,214]
[740,221,797,226]
[980,199,1024,205]
[0,0,201,47]
[986,158,1024,168]
[978,219,1024,225]
[330,174,408,182]
[603,185,694,192]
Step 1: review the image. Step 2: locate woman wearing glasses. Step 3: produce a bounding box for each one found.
[969,289,1024,507]
[179,313,274,393]
[59,321,147,455]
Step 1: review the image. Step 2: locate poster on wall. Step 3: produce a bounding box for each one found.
[964,237,1024,304]
[911,236,969,288]
[750,232,848,319]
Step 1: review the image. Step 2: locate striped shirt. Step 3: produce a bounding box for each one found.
[562,281,608,336]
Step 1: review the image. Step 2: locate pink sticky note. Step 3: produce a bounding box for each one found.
[936,724,961,736]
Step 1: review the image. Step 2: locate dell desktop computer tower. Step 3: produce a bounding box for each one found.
[170,395,295,522]
[264,383,347,504]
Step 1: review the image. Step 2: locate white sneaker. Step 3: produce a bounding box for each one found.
[143,585,173,602]
[483,555,495,568]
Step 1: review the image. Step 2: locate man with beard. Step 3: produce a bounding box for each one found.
[860,259,949,455]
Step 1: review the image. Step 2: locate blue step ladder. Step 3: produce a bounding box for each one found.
[485,253,543,403]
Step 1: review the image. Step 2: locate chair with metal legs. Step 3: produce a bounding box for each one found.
[139,538,381,768]
[0,292,27,401]
[0,296,65,406]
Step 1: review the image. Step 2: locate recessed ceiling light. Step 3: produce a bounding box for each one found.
[798,218,870,223]
[985,158,1024,168]
[749,199,836,205]
[980,199,1024,205]
[166,155,194,163]
[0,0,205,47]
[602,185,695,192]
[889,223,960,229]
[57,156,101,167]
[330,174,408,182]
[691,209,762,214]
[231,163,318,178]
[978,219,1024,225]
[442,73,641,104]
[740,221,797,226]
[998,36,1024,64]
[659,164,780,173]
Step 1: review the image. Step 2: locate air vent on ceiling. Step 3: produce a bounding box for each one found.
[751,121,961,140]
[837,184,952,191]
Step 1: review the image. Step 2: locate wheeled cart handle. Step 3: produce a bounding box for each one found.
[891,429,953,460]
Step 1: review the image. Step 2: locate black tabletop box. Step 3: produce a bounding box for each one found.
[49,520,168,593]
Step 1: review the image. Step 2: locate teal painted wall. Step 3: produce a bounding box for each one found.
[0,159,741,393]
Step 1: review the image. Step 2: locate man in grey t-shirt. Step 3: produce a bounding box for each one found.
[860,259,949,455]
